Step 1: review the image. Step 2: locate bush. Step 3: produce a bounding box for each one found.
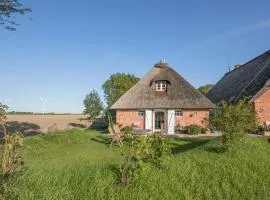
[117,147,145,185]
[221,132,244,148]
[201,128,207,134]
[210,99,258,134]
[117,133,171,185]
[121,126,133,135]
[148,133,171,168]
[187,124,202,135]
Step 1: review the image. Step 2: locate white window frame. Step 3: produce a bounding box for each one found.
[156,81,167,92]
[175,110,183,117]
[137,111,145,116]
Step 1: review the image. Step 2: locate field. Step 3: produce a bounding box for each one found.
[5,114,90,134]
[1,130,270,200]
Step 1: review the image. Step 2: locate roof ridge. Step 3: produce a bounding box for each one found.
[207,50,270,98]
[168,67,214,105]
[232,54,270,102]
[224,50,270,76]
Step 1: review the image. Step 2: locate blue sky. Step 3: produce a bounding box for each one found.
[1,0,270,113]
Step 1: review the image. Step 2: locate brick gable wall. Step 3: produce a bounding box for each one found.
[253,89,270,124]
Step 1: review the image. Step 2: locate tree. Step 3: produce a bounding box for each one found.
[102,73,139,107]
[210,99,258,134]
[0,0,31,30]
[83,90,103,120]
[198,84,214,95]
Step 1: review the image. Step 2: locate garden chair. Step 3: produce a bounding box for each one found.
[179,122,186,130]
[108,125,123,147]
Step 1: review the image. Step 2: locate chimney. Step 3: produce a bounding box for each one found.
[234,64,241,69]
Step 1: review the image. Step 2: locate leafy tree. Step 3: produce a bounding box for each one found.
[210,99,258,134]
[83,90,103,120]
[0,102,8,116]
[198,84,214,95]
[102,73,139,107]
[0,0,31,30]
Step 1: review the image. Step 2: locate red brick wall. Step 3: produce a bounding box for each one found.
[116,109,209,130]
[253,89,270,125]
[116,110,145,129]
[175,110,209,128]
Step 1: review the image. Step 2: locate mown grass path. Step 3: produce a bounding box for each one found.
[2,130,270,200]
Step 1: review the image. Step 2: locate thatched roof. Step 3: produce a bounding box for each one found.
[206,50,270,104]
[111,62,214,109]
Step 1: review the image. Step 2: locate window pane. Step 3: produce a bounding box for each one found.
[175,110,183,116]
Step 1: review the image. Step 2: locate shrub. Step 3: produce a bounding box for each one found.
[117,133,171,185]
[210,99,258,134]
[1,132,24,174]
[117,147,145,185]
[148,133,171,168]
[117,136,149,185]
[121,126,133,135]
[187,124,202,135]
[221,132,244,148]
[201,128,207,134]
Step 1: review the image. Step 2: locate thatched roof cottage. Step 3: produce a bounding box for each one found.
[206,50,270,125]
[111,62,214,134]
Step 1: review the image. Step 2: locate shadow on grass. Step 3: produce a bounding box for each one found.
[170,137,212,154]
[0,121,41,139]
[68,123,87,129]
[90,135,110,146]
[204,145,227,153]
[88,119,108,134]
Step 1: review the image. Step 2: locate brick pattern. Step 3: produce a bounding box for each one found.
[116,109,209,130]
[175,110,209,128]
[116,110,145,129]
[253,89,270,125]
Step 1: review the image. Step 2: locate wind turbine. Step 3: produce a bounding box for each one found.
[40,97,51,115]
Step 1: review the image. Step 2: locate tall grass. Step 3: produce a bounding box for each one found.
[1,129,270,199]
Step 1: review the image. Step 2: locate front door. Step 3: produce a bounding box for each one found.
[154,111,165,131]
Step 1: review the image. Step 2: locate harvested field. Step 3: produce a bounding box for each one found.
[4,114,91,135]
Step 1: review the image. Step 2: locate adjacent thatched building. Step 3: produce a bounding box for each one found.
[111,62,214,134]
[206,50,270,125]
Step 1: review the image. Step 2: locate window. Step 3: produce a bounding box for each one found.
[137,111,145,116]
[156,81,167,91]
[175,110,183,117]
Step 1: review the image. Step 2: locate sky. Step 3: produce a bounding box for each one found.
[1,0,270,113]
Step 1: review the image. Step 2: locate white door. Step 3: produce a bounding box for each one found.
[145,110,153,130]
[167,110,175,134]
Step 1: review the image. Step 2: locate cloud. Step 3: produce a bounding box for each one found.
[167,18,270,58]
[210,18,270,41]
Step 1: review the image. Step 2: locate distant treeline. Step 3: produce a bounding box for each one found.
[7,111,81,115]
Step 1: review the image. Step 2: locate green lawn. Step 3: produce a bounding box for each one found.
[2,129,270,200]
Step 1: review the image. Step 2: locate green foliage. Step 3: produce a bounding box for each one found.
[210,99,258,134]
[121,126,133,135]
[117,133,171,185]
[117,146,146,185]
[1,132,24,175]
[201,127,207,134]
[102,73,139,107]
[0,0,31,31]
[148,133,171,168]
[83,90,103,120]
[198,84,214,95]
[0,103,8,116]
[221,132,244,149]
[3,130,270,199]
[187,124,203,135]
